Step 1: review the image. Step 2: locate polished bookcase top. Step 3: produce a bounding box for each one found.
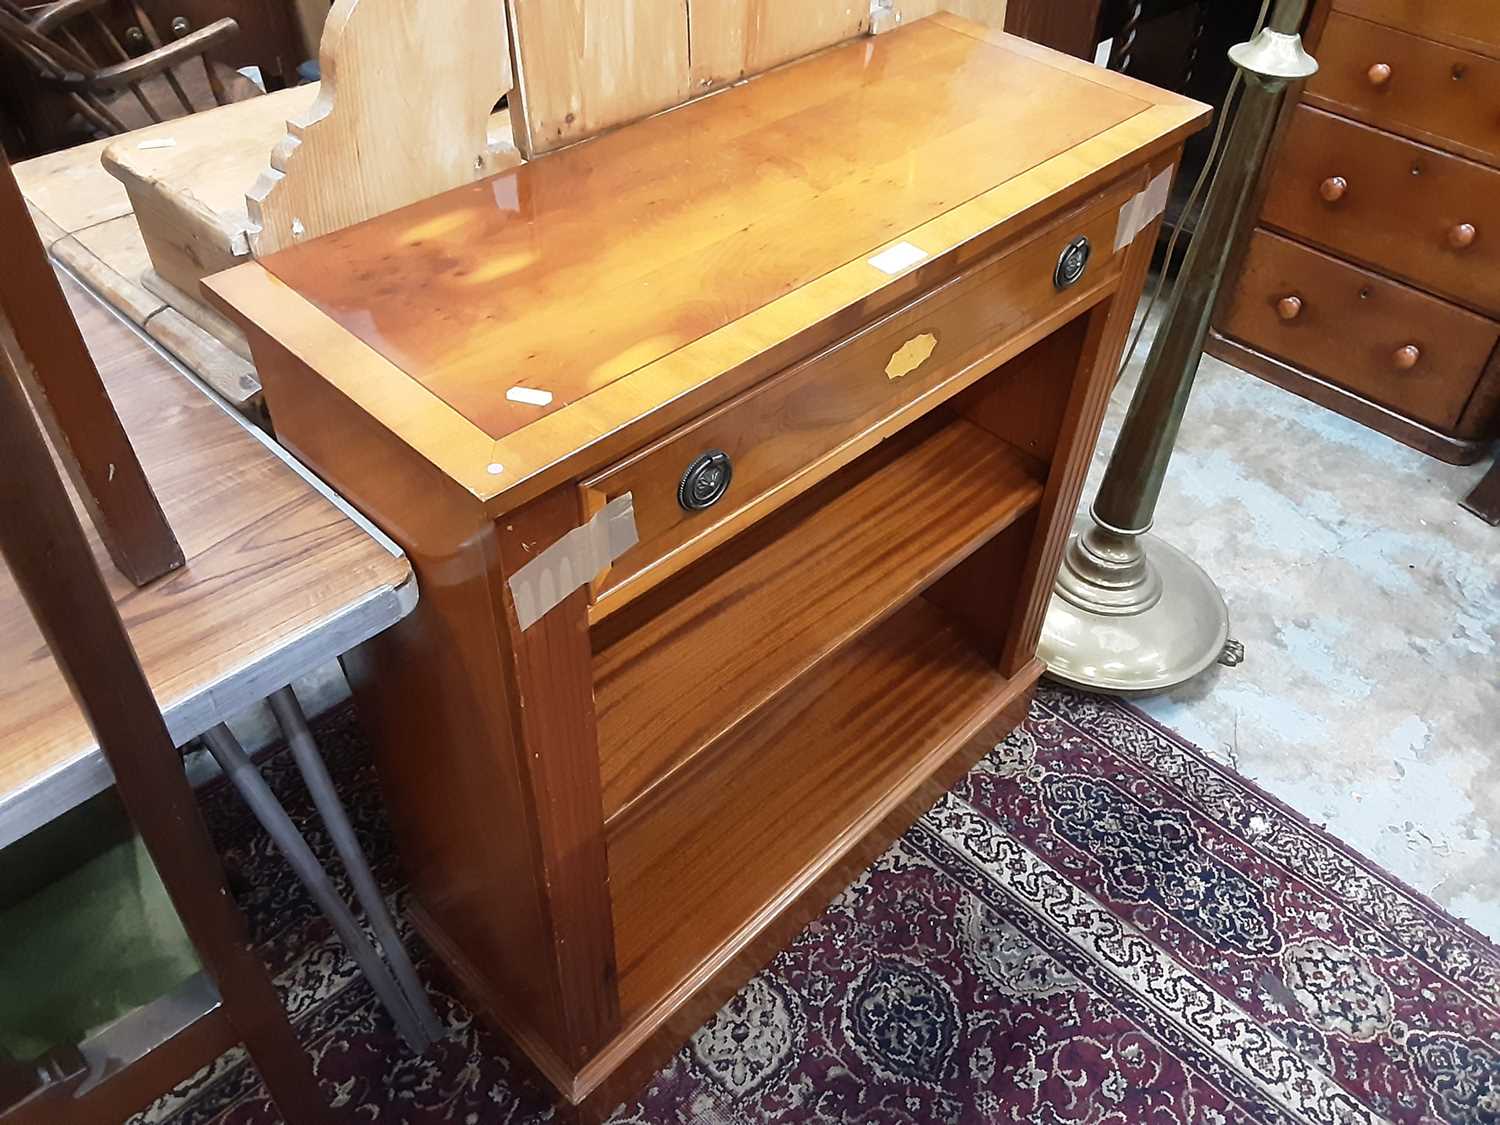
[209,15,1205,510]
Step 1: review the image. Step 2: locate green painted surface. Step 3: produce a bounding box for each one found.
[0,798,200,1061]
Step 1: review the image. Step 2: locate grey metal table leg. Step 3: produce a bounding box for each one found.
[200,724,433,1052]
[266,686,444,1042]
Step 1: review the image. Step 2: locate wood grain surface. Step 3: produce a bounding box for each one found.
[2,155,183,588]
[12,134,131,234]
[1333,0,1500,60]
[0,309,327,1125]
[1220,229,1498,430]
[246,0,515,256]
[1306,13,1500,168]
[593,415,1044,825]
[0,273,410,813]
[1262,106,1500,317]
[209,18,1207,516]
[203,25,1204,1116]
[255,20,1152,440]
[507,0,692,156]
[608,595,1035,1021]
[581,187,1127,613]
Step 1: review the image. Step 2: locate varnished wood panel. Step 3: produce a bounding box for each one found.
[492,487,620,1067]
[1456,342,1500,441]
[1262,106,1500,317]
[1306,13,1500,168]
[1207,329,1491,465]
[208,25,1206,516]
[594,416,1043,824]
[1003,0,1102,59]
[0,275,409,846]
[583,188,1127,610]
[608,596,1037,1022]
[248,324,615,1096]
[259,20,1153,442]
[1221,230,1498,431]
[510,2,1013,153]
[1332,0,1500,61]
[204,26,1205,1115]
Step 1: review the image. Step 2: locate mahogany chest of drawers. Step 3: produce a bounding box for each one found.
[1211,0,1500,462]
[207,17,1205,1121]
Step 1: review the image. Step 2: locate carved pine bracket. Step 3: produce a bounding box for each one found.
[246,0,516,257]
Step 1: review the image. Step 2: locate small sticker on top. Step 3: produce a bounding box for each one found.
[868,241,929,275]
[506,386,554,407]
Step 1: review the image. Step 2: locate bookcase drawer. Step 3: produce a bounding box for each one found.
[581,188,1131,615]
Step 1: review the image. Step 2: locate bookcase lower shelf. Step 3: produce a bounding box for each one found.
[610,596,1040,1023]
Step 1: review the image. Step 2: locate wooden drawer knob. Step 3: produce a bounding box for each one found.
[1320,176,1348,203]
[1393,344,1421,370]
[1449,223,1477,249]
[1368,62,1392,86]
[1276,295,1303,321]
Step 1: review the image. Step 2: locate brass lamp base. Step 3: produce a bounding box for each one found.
[1039,514,1230,696]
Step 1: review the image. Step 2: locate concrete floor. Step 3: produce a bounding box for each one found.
[226,293,1500,945]
[1097,301,1500,942]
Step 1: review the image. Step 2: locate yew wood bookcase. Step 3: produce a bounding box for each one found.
[207,17,1207,1121]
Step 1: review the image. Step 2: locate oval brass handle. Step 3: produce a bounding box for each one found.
[1392,344,1421,370]
[1320,176,1348,203]
[1449,223,1477,249]
[1277,296,1303,321]
[1368,62,1392,87]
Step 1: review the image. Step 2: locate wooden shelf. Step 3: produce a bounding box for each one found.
[592,415,1045,824]
[607,595,1032,1024]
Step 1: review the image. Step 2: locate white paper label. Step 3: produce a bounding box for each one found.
[506,386,554,407]
[868,241,929,275]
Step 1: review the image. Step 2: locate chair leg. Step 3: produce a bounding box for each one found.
[200,724,434,1052]
[267,685,446,1043]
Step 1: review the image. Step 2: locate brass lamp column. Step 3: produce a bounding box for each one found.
[1040,0,1317,694]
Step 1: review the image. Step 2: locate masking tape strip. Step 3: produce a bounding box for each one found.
[1114,165,1175,252]
[508,493,638,631]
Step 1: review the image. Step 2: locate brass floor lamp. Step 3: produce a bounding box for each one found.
[1039,0,1317,695]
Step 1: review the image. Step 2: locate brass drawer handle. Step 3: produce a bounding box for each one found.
[1449,223,1477,250]
[1367,62,1392,87]
[678,450,733,512]
[1276,295,1303,321]
[1392,344,1421,370]
[1320,176,1348,203]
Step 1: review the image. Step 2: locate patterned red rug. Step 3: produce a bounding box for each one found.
[136,684,1500,1125]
